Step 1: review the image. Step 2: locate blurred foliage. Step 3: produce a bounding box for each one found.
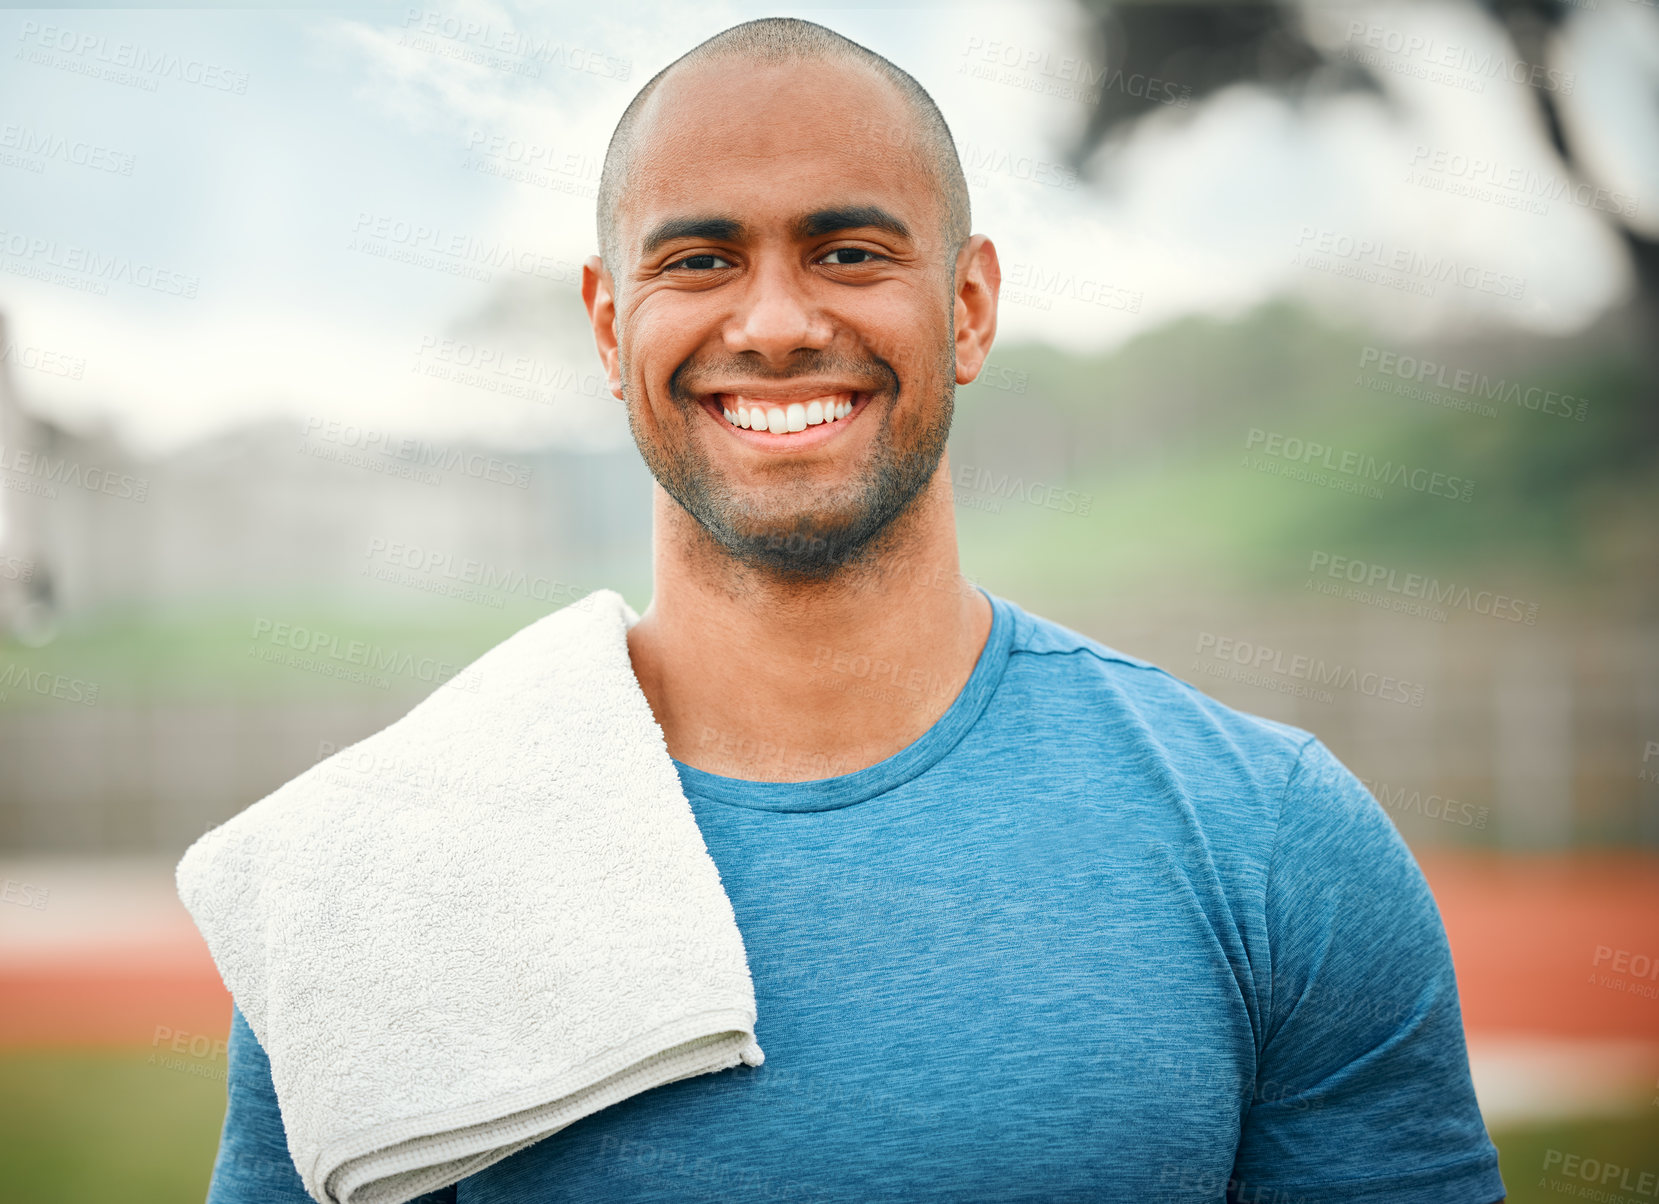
[953,301,1657,604]
[1069,0,1659,362]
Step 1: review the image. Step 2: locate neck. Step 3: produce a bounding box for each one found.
[626,453,993,782]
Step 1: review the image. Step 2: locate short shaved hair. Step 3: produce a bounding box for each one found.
[596,17,971,275]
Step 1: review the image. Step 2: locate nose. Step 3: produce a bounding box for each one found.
[722,253,833,366]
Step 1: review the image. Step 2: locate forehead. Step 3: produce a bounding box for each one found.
[617,56,943,256]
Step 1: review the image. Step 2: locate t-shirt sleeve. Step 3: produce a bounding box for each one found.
[1230,738,1506,1204]
[207,1002,458,1204]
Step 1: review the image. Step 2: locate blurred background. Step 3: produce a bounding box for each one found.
[1,0,1656,1199]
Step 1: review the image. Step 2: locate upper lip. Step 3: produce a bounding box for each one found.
[699,383,868,403]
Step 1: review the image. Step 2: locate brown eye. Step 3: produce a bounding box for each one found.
[819,248,880,265]
[672,254,731,270]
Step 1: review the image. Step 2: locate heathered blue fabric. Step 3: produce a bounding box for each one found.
[206,590,1505,1204]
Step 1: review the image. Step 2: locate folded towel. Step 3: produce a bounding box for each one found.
[176,588,764,1204]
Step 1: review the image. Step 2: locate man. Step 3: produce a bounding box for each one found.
[206,17,1506,1203]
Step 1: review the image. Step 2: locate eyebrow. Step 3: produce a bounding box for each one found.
[640,216,745,258]
[795,206,911,241]
[639,205,913,258]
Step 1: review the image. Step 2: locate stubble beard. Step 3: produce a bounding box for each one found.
[623,345,955,583]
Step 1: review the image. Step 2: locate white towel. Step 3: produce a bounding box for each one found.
[176,588,764,1204]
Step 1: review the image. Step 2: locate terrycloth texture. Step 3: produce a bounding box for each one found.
[175,589,764,1204]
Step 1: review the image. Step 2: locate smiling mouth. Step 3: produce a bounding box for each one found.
[708,392,865,436]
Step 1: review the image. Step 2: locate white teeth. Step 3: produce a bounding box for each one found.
[719,396,856,431]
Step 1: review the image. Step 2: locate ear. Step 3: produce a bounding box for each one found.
[581,255,625,400]
[951,235,1000,386]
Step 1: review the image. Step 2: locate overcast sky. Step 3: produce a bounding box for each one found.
[1,0,1656,455]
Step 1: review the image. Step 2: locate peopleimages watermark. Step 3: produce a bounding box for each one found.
[753,525,983,601]
[1404,145,1637,220]
[462,129,599,198]
[1355,345,1588,422]
[959,35,1191,108]
[298,417,532,489]
[847,115,1080,194]
[0,228,199,299]
[1281,972,1415,1035]
[695,724,857,781]
[807,644,955,714]
[0,122,135,176]
[1002,261,1143,313]
[15,20,250,95]
[363,537,594,611]
[972,361,1028,394]
[1157,1163,1318,1204]
[1590,945,1659,1002]
[0,442,148,503]
[958,139,1079,192]
[756,1063,945,1128]
[347,212,581,286]
[595,1132,838,1204]
[1,554,35,584]
[313,738,455,799]
[246,617,478,693]
[1142,1049,1322,1114]
[1244,429,1475,503]
[398,9,631,82]
[1339,20,1574,95]
[411,334,611,409]
[1540,1148,1659,1200]
[149,1024,227,1083]
[1192,631,1427,707]
[0,662,100,705]
[953,462,1093,517]
[1292,226,1525,300]
[1360,777,1489,829]
[1,877,50,909]
[1306,550,1539,625]
[0,336,86,381]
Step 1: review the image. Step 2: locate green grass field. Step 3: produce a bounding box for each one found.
[0,1050,1653,1203]
[0,1050,226,1203]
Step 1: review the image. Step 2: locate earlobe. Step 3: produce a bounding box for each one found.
[581,256,625,400]
[953,235,1001,386]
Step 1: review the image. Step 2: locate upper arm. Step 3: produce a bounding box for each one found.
[206,1003,318,1203]
[208,1003,459,1204]
[1229,740,1506,1204]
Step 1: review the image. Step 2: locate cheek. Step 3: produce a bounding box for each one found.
[624,295,715,383]
[853,289,951,374]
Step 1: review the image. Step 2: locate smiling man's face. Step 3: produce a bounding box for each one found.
[584,55,993,580]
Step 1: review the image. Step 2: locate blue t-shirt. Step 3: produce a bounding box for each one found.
[206,590,1505,1203]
